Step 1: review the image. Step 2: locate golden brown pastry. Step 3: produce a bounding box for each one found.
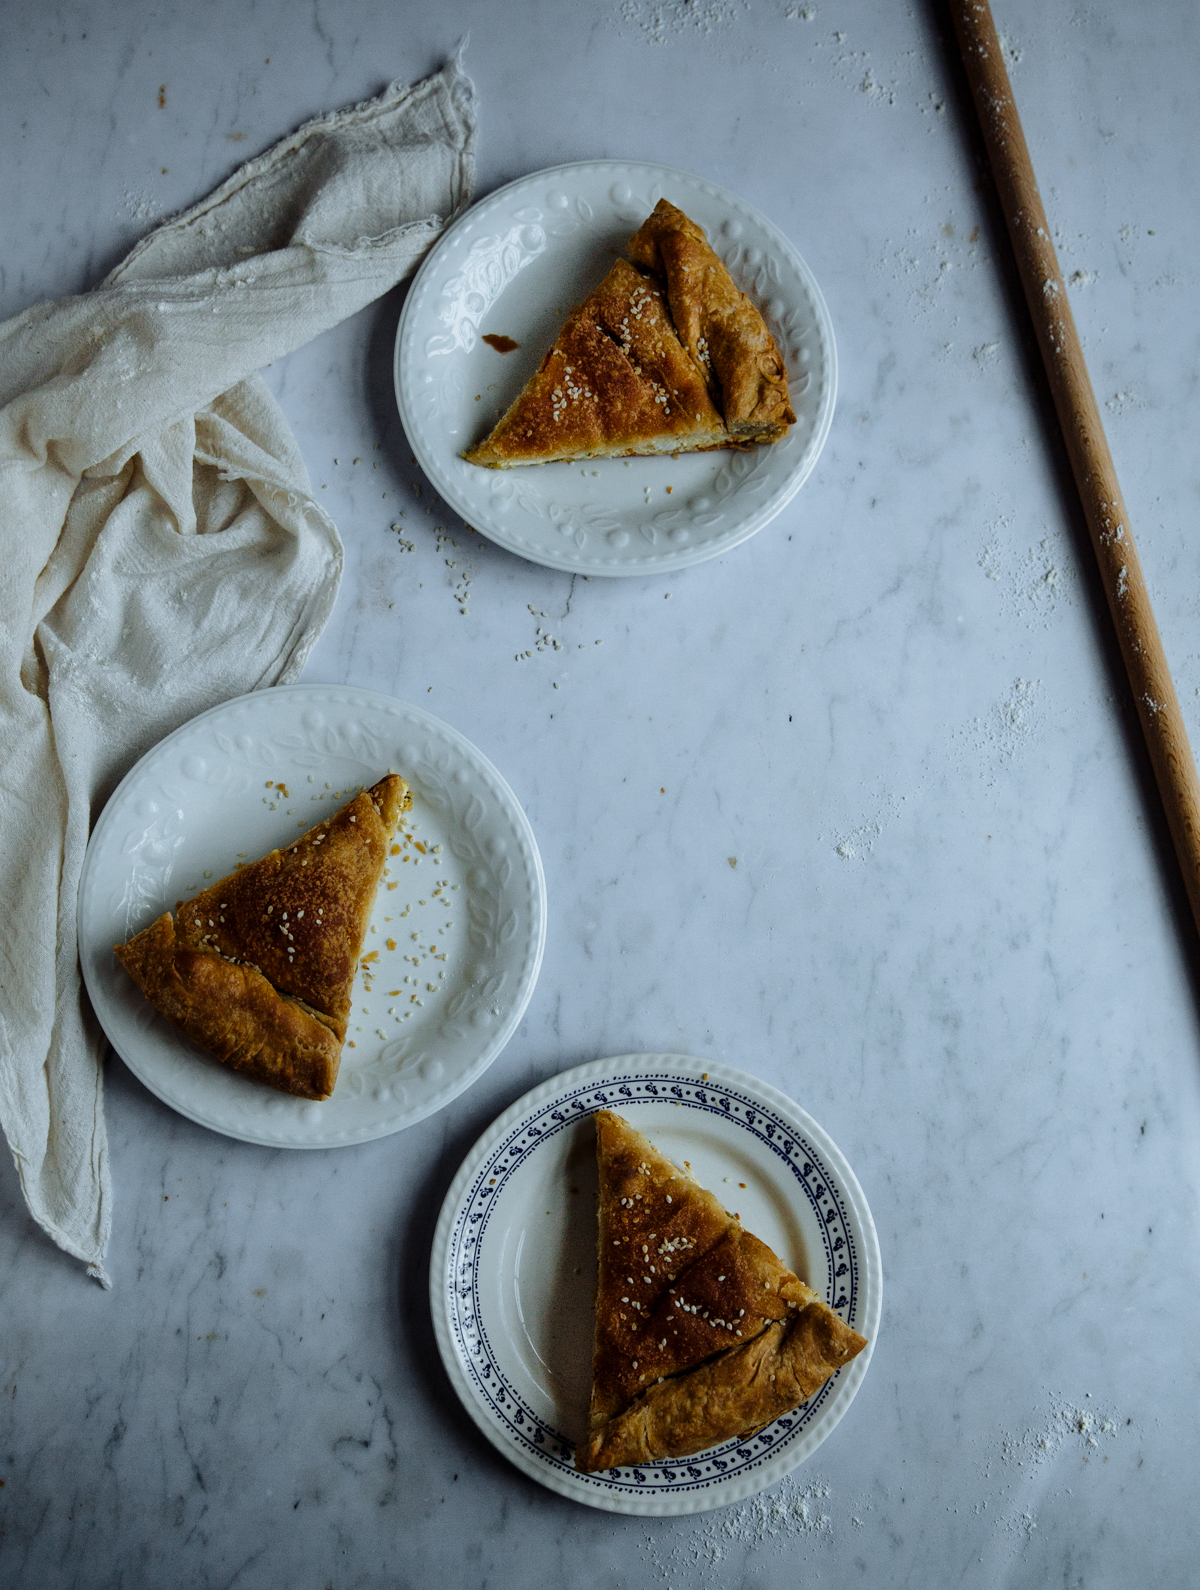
[464,259,728,467]
[576,1110,866,1473]
[111,912,346,1101]
[464,200,794,468]
[627,199,796,443]
[113,774,410,1100]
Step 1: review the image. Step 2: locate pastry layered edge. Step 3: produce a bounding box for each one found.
[464,428,735,468]
[576,1300,867,1473]
[113,912,344,1101]
[627,199,796,445]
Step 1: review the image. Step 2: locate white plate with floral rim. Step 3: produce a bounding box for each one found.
[431,1054,880,1515]
[78,685,546,1149]
[395,160,836,576]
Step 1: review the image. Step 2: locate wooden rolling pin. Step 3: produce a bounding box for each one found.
[947,0,1200,938]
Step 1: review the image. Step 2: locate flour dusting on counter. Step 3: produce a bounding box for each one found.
[876,219,988,313]
[997,1393,1123,1476]
[975,1393,1128,1562]
[998,33,1024,70]
[641,1474,838,1582]
[617,0,749,45]
[121,186,163,223]
[966,677,1043,781]
[1105,388,1145,415]
[828,786,916,862]
[978,521,1074,630]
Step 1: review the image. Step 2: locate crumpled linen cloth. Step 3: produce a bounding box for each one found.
[0,55,476,1285]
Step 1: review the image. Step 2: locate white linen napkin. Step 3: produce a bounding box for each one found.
[0,53,476,1284]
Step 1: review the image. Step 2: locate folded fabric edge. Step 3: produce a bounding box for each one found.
[104,48,476,290]
[6,1146,112,1288]
[0,45,477,1288]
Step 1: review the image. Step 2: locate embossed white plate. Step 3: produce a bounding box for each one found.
[395,161,836,575]
[431,1055,880,1514]
[78,685,546,1148]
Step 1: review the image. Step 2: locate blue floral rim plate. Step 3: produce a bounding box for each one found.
[430,1054,880,1515]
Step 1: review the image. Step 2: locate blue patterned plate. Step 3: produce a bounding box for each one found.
[430,1054,880,1515]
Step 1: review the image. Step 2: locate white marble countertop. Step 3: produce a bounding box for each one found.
[3,1,1199,1584]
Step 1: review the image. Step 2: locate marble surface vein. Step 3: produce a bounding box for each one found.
[2,1,1199,1586]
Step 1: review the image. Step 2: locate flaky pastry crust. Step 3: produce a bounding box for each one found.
[113,912,343,1100]
[576,1110,866,1473]
[464,200,795,469]
[581,1307,866,1472]
[113,774,409,1099]
[464,260,727,467]
[627,199,797,443]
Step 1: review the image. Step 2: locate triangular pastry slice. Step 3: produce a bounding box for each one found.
[576,1110,867,1473]
[113,774,409,1101]
[464,200,794,468]
[464,258,728,467]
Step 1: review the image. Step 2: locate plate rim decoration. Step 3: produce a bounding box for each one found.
[430,1053,881,1515]
[78,684,547,1150]
[395,159,837,577]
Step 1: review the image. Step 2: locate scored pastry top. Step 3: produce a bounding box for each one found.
[113,774,409,1101]
[464,198,795,468]
[174,775,409,1038]
[578,1108,868,1473]
[464,258,728,466]
[588,1108,818,1429]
